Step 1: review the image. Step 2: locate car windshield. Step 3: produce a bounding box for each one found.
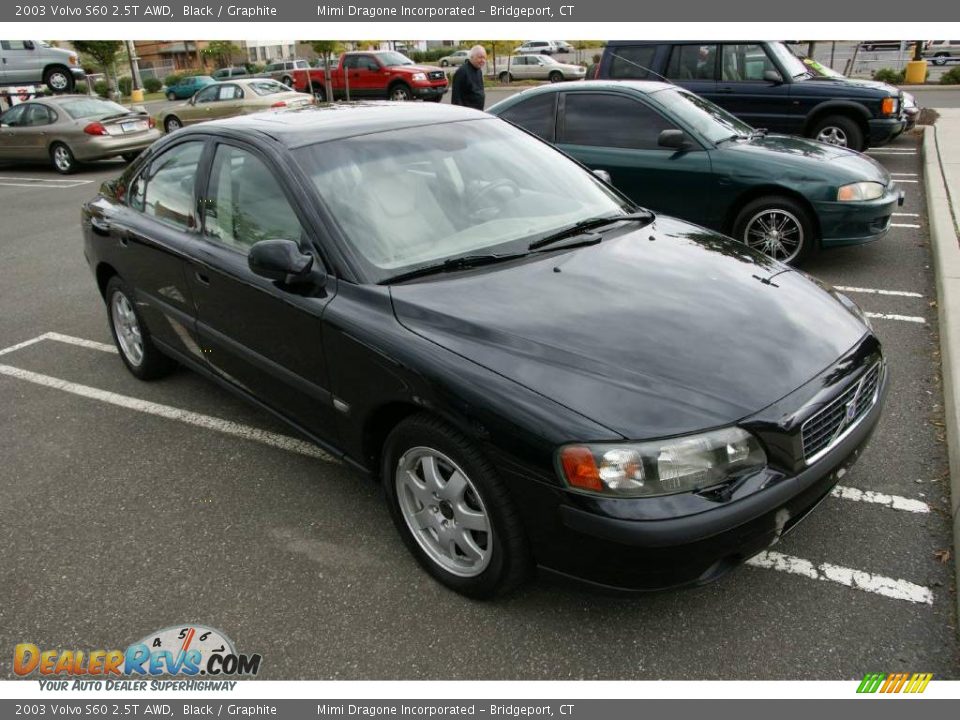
[768,42,810,78]
[377,52,414,66]
[652,87,754,143]
[294,117,633,282]
[59,98,131,119]
[248,80,288,96]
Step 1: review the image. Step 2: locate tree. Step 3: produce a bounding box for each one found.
[71,41,123,97]
[308,40,343,100]
[202,41,240,68]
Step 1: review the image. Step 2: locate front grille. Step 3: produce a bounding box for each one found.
[428,70,445,81]
[801,362,882,463]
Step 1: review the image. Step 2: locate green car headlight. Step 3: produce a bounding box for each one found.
[837,182,885,202]
[558,427,767,497]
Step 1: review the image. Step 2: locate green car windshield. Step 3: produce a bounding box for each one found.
[652,87,755,143]
[295,117,633,281]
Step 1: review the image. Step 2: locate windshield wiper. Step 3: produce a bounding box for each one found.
[528,211,653,250]
[381,252,527,284]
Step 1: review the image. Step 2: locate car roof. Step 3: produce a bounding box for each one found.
[499,79,675,98]
[183,101,489,147]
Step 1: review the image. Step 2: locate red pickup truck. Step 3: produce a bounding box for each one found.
[292,51,448,102]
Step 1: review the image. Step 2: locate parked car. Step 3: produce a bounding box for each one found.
[857,41,908,52]
[291,51,447,101]
[165,75,216,101]
[155,78,313,133]
[0,95,159,173]
[794,54,919,132]
[0,40,85,93]
[515,41,562,56]
[495,55,586,83]
[82,103,886,597]
[211,66,250,81]
[596,41,905,151]
[555,41,576,55]
[489,81,903,265]
[438,49,470,67]
[923,40,960,65]
[259,59,310,86]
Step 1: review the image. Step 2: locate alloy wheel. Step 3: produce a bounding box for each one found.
[816,125,848,146]
[395,447,492,577]
[390,86,411,101]
[49,72,69,91]
[52,145,72,172]
[111,291,144,367]
[743,209,804,263]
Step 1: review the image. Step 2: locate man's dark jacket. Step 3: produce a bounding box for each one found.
[451,62,485,110]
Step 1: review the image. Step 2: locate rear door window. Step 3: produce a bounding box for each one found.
[560,93,675,150]
[666,44,718,80]
[498,93,557,142]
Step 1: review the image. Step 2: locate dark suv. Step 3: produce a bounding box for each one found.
[597,41,905,151]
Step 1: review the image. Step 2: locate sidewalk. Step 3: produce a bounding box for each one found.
[924,108,960,623]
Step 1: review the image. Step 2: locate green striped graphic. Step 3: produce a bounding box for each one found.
[857,673,886,693]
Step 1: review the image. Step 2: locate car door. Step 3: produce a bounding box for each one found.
[95,139,207,360]
[187,83,221,124]
[354,54,384,98]
[0,40,40,84]
[0,104,28,160]
[557,91,716,226]
[663,43,718,98]
[17,102,57,160]
[185,139,339,439]
[715,43,794,132]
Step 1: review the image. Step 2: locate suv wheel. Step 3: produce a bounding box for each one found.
[383,414,531,598]
[732,196,815,266]
[44,66,73,94]
[389,83,412,101]
[810,115,864,151]
[281,75,294,87]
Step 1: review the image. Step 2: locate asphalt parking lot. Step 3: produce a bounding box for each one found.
[1,129,958,680]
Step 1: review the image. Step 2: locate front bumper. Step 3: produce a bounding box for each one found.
[815,182,904,249]
[868,117,906,147]
[70,68,86,80]
[505,338,887,592]
[413,84,448,97]
[72,129,163,161]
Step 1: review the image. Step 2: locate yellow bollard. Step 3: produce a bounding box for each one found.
[130,88,144,102]
[904,60,927,85]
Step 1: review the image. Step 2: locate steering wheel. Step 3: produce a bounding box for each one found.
[469,178,520,218]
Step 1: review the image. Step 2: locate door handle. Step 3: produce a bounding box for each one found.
[195,271,211,286]
[717,86,735,93]
[90,217,111,236]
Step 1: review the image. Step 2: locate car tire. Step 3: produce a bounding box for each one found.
[440,60,449,67]
[382,413,531,599]
[388,83,412,101]
[934,53,949,66]
[281,75,294,87]
[499,71,512,83]
[44,65,73,94]
[809,114,864,151]
[732,195,815,266]
[166,91,176,101]
[548,71,563,83]
[164,115,182,133]
[49,142,76,174]
[105,276,177,381]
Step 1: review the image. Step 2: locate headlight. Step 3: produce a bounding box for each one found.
[69,54,78,66]
[411,72,427,82]
[881,97,899,116]
[837,182,885,202]
[558,427,767,498]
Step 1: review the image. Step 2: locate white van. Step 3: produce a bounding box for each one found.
[0,40,85,93]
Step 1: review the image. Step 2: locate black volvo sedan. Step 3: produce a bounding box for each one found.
[81,103,886,597]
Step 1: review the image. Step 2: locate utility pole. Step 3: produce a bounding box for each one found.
[125,40,144,102]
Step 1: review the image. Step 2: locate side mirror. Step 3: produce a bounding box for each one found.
[248,239,324,286]
[763,69,783,84]
[592,168,612,184]
[658,129,691,150]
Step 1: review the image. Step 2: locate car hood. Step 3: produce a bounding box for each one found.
[386,63,438,74]
[391,216,869,439]
[720,134,890,183]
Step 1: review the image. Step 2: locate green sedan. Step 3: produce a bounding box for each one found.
[489,81,904,264]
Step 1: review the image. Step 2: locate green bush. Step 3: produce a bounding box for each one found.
[118,76,132,96]
[143,77,162,93]
[409,47,461,63]
[74,81,88,94]
[941,67,960,85]
[872,67,905,84]
[93,79,109,98]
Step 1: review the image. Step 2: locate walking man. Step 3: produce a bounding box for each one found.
[451,45,486,110]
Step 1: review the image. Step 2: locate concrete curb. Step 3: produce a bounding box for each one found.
[923,124,960,622]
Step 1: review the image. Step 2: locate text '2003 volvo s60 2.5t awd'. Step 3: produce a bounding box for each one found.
[81,103,887,598]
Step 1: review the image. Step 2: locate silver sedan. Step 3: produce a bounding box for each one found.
[0,95,161,174]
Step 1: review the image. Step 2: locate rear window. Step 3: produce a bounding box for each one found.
[607,45,657,79]
[248,80,288,96]
[59,98,130,119]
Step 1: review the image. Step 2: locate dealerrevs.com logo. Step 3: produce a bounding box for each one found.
[15,625,262,688]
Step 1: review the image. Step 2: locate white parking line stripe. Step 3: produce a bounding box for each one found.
[891,223,921,228]
[893,212,919,217]
[43,332,117,354]
[0,182,90,189]
[864,312,926,323]
[746,551,934,605]
[867,150,917,155]
[0,335,48,358]
[891,180,918,184]
[890,173,918,176]
[832,485,930,513]
[0,363,337,463]
[833,286,923,298]
[0,175,94,184]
